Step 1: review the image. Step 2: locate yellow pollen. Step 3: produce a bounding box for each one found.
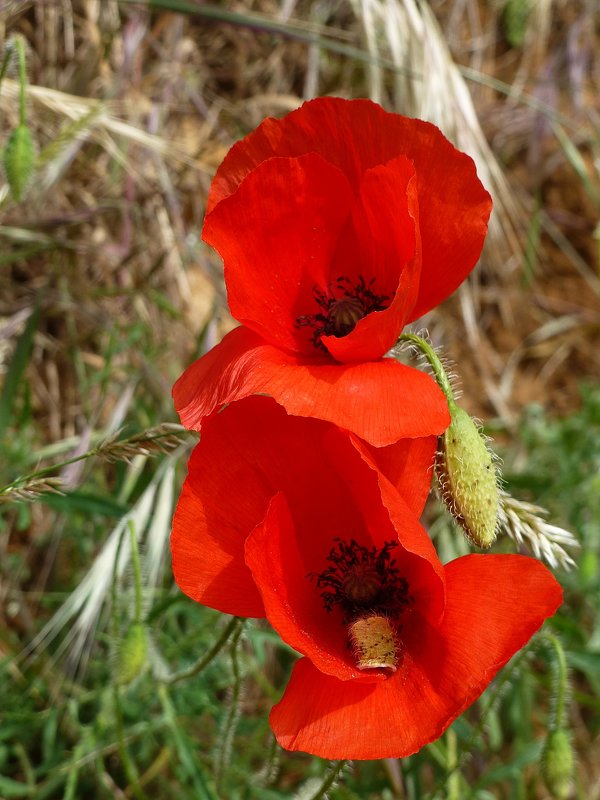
[348,614,398,672]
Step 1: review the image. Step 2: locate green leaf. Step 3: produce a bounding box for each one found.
[0,775,31,798]
[41,491,128,518]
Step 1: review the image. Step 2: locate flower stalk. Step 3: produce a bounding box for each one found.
[398,333,499,548]
[540,633,574,799]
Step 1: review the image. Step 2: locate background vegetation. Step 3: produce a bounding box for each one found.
[0,0,598,797]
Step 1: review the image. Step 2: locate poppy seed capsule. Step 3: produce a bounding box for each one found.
[348,614,397,672]
[328,296,365,337]
[436,404,499,548]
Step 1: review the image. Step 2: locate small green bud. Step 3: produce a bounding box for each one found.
[3,124,35,201]
[436,405,499,548]
[503,0,531,48]
[541,728,574,799]
[117,622,148,685]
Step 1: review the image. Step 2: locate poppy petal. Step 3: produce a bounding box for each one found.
[325,428,445,624]
[406,143,491,320]
[207,97,491,316]
[172,396,342,616]
[174,396,433,618]
[171,475,265,618]
[172,326,451,447]
[323,157,421,363]
[245,493,370,681]
[349,434,437,519]
[203,153,353,355]
[270,554,561,759]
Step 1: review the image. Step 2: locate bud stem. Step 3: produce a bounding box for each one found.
[397,333,456,411]
[543,632,569,730]
[128,520,143,624]
[16,35,28,127]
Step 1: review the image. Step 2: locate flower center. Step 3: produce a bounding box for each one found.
[296,276,391,351]
[309,539,412,671]
[327,297,365,338]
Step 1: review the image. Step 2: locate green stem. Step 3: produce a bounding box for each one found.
[15,35,27,126]
[215,622,244,792]
[0,44,13,92]
[544,632,568,729]
[446,729,460,800]
[309,760,347,800]
[128,520,143,624]
[110,526,149,800]
[164,616,243,685]
[397,333,456,409]
[112,683,150,800]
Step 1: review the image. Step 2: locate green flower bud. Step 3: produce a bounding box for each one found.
[503,0,531,48]
[436,404,499,548]
[3,124,35,201]
[541,728,574,799]
[117,622,148,685]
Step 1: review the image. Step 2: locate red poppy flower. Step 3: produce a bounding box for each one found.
[174,97,491,446]
[171,397,562,760]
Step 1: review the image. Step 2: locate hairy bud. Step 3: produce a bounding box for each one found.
[117,622,148,685]
[541,728,574,799]
[3,125,35,201]
[436,405,499,548]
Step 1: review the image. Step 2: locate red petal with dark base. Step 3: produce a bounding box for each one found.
[171,397,443,618]
[245,460,446,681]
[207,97,492,317]
[172,397,341,616]
[270,555,562,759]
[322,157,421,363]
[245,494,369,681]
[172,326,450,447]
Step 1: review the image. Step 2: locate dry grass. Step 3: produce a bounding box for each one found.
[1,0,598,434]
